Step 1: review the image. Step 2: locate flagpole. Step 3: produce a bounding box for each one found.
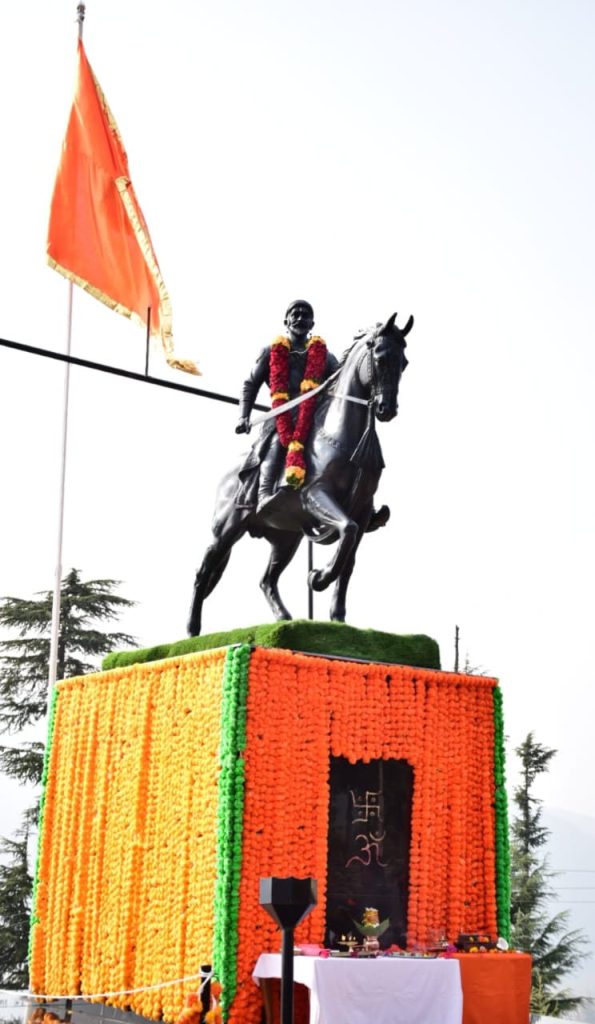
[47,3,85,713]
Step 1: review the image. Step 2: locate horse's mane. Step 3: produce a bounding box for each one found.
[326,329,374,396]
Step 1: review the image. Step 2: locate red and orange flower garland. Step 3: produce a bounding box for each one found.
[269,334,327,488]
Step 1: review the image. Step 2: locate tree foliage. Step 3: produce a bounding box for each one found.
[510,732,588,1017]
[0,568,135,740]
[0,827,32,988]
[0,569,135,988]
[0,742,44,786]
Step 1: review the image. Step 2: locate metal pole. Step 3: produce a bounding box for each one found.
[200,964,211,1023]
[0,336,269,410]
[47,282,73,708]
[47,3,85,709]
[145,306,151,376]
[307,541,314,620]
[76,2,85,35]
[280,926,294,1024]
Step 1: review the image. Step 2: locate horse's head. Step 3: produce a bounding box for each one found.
[360,312,413,421]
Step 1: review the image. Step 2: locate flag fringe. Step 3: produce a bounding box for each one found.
[48,256,200,377]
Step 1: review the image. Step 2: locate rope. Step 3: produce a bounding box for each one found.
[28,967,213,1002]
[332,391,368,407]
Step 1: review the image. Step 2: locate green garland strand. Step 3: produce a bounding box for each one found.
[492,685,511,941]
[212,644,251,1018]
[28,683,61,961]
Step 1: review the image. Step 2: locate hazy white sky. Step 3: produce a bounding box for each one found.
[1,0,594,987]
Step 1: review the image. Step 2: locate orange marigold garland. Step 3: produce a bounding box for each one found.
[269,334,327,488]
[229,651,504,1023]
[175,981,223,1024]
[175,992,203,1024]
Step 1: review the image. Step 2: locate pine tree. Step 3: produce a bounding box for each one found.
[510,732,588,1017]
[0,827,32,988]
[0,569,136,987]
[0,568,136,744]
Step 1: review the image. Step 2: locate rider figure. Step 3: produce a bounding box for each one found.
[235,299,390,530]
[235,300,338,511]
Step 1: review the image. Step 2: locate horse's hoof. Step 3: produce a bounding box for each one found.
[308,569,327,592]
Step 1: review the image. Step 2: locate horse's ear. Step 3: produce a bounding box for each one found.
[379,312,397,334]
[401,314,414,337]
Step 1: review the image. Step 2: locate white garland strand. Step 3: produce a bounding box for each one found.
[27,967,213,1002]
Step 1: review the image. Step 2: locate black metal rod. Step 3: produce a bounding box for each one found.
[200,963,211,1023]
[280,926,294,1024]
[307,541,314,620]
[0,336,269,411]
[145,306,151,377]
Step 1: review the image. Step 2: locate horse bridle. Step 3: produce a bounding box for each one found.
[364,332,404,405]
[328,336,383,409]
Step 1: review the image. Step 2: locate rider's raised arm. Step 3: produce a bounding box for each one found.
[235,345,270,434]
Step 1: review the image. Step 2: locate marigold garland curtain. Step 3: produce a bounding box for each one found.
[47,40,198,376]
[30,646,510,1024]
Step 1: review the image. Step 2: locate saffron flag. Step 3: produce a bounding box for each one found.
[48,40,199,375]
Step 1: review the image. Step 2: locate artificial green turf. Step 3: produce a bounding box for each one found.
[102,619,440,671]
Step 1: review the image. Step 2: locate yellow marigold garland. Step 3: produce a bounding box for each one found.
[30,650,228,1021]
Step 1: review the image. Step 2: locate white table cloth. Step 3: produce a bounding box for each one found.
[253,952,463,1024]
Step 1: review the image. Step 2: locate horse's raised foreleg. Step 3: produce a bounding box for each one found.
[303,487,358,592]
[187,521,246,636]
[260,530,302,620]
[329,526,364,622]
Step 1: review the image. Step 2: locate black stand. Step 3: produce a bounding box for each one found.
[280,927,295,1024]
[200,964,211,1023]
[259,877,317,1024]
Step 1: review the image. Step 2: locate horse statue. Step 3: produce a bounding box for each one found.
[187,312,413,635]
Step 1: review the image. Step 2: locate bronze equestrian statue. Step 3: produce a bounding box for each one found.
[187,302,412,636]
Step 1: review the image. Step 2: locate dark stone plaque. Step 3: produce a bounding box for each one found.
[325,756,413,949]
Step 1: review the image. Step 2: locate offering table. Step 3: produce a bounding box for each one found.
[253,951,532,1024]
[253,952,464,1024]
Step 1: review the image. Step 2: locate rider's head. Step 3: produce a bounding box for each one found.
[284,300,315,341]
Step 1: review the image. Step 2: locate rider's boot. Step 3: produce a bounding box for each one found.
[256,445,283,513]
